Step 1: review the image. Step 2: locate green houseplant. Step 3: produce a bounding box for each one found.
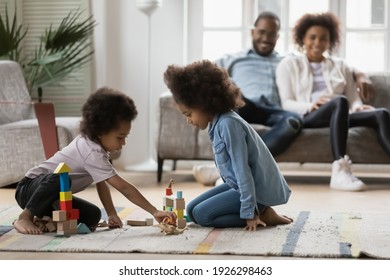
[0,6,96,102]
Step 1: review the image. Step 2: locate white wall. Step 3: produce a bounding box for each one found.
[91,0,186,170]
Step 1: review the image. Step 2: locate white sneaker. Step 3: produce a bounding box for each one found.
[193,164,220,186]
[215,177,224,186]
[330,155,366,191]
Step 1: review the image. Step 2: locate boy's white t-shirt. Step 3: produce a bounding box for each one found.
[25,135,117,193]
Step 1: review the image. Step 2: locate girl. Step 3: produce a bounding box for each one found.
[276,12,390,191]
[13,87,175,234]
[163,60,292,231]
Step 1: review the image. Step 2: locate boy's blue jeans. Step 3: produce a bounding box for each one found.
[186,183,266,228]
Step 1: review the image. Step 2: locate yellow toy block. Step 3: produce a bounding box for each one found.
[60,191,72,201]
[53,162,71,174]
[173,209,184,219]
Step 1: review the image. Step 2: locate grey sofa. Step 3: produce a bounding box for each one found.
[157,72,390,182]
[0,61,81,187]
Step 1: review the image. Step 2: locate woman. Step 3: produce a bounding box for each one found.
[276,12,390,191]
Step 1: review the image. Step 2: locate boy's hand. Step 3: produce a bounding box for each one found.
[108,214,123,228]
[153,210,177,224]
[244,215,266,231]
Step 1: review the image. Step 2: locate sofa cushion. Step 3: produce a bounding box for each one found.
[368,72,390,110]
[0,61,34,125]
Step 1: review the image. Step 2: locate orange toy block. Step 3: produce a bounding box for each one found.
[70,209,79,220]
[60,200,72,211]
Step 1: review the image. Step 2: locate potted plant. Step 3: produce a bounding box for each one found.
[0,6,96,102]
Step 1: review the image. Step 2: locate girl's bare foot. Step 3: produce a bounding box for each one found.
[13,209,43,235]
[260,207,293,226]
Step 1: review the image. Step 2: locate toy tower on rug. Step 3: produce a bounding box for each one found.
[52,162,79,236]
[163,179,187,229]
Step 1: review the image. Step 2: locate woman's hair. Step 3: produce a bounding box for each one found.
[163,60,244,115]
[293,12,341,53]
[80,87,138,142]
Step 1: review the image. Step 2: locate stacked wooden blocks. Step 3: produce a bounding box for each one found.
[52,163,79,236]
[163,180,187,229]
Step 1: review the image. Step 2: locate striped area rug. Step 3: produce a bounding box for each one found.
[1,205,389,259]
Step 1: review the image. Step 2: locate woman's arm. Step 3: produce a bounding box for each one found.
[276,56,312,115]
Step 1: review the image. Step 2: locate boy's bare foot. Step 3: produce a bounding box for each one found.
[13,209,43,235]
[260,207,293,226]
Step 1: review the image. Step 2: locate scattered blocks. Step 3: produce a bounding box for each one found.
[126,218,153,226]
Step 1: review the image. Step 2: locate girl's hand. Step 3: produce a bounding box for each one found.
[355,104,375,112]
[311,97,330,112]
[152,210,177,224]
[108,214,123,228]
[244,216,266,231]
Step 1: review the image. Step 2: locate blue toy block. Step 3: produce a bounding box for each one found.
[77,223,91,234]
[59,173,70,192]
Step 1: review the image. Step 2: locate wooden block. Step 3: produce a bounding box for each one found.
[52,210,67,222]
[60,200,72,211]
[173,209,184,219]
[53,162,71,174]
[70,209,79,220]
[163,197,174,207]
[174,198,185,210]
[45,221,57,232]
[57,228,77,236]
[60,191,72,201]
[177,218,187,229]
[57,220,71,231]
[176,190,183,198]
[69,219,77,229]
[127,219,153,226]
[59,173,70,192]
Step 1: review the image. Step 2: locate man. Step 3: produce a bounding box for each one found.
[193,12,302,185]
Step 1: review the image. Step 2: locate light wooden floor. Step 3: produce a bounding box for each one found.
[1,164,389,260]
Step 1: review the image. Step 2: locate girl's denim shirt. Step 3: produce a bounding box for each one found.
[208,111,291,219]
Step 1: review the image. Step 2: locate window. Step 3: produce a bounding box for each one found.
[190,0,389,71]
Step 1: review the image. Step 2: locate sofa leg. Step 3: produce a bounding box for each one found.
[157,156,164,183]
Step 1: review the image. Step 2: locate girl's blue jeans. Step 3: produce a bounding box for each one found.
[186,183,266,228]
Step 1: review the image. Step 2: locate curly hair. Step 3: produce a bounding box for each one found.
[293,12,341,53]
[163,60,244,115]
[80,87,138,142]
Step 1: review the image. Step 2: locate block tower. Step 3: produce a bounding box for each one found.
[163,179,187,229]
[52,162,79,235]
